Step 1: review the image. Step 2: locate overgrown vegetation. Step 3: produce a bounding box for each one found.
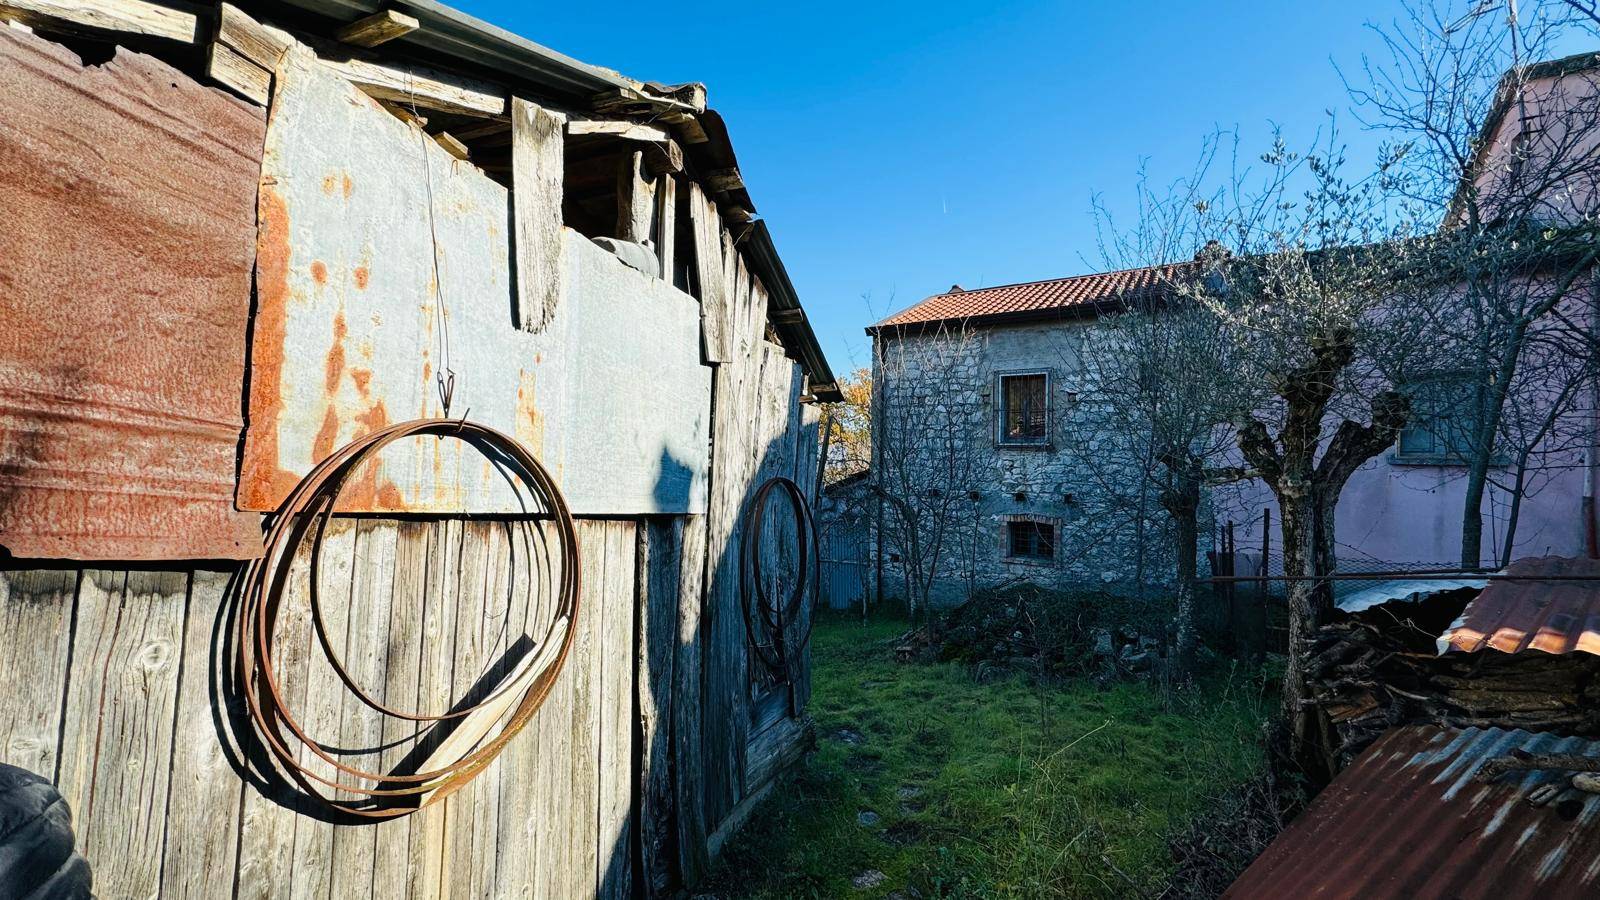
[705,610,1275,899]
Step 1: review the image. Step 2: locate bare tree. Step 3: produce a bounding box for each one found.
[870,322,986,619]
[1176,135,1437,773]
[1347,0,1600,567]
[1074,138,1258,677]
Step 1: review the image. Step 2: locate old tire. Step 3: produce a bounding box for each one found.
[0,764,90,900]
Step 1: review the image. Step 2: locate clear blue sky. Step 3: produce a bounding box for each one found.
[453,1,1564,376]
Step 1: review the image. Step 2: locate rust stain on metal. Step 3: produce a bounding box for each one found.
[311,260,329,285]
[1227,724,1600,899]
[239,183,302,511]
[0,28,264,559]
[353,266,370,290]
[1442,556,1600,656]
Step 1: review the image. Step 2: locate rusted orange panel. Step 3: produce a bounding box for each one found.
[0,29,264,560]
[1227,725,1600,899]
[1441,556,1600,656]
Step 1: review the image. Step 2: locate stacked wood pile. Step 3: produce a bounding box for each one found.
[1307,596,1600,768]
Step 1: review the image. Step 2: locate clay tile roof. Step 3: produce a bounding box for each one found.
[868,263,1193,332]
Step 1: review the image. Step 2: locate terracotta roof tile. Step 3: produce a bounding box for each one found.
[869,263,1192,331]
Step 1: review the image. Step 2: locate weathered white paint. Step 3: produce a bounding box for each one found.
[243,47,709,515]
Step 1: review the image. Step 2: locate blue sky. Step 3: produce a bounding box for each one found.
[454,1,1555,375]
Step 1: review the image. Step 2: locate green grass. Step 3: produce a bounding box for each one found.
[705,611,1272,899]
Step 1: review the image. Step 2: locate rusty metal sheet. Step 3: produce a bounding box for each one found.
[242,46,709,515]
[0,29,264,560]
[1441,556,1600,656]
[1227,725,1600,899]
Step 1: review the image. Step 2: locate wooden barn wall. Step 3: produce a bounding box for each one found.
[0,9,825,897]
[0,518,638,899]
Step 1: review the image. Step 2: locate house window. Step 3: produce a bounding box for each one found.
[1006,520,1055,561]
[1395,373,1482,464]
[998,371,1049,445]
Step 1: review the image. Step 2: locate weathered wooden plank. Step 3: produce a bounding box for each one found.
[511,96,565,334]
[318,53,505,117]
[161,569,246,899]
[56,569,187,899]
[287,521,358,900]
[236,538,317,900]
[533,520,575,900]
[569,520,605,897]
[0,569,74,778]
[655,174,678,290]
[598,521,636,900]
[407,519,463,900]
[0,0,198,42]
[568,118,671,142]
[495,519,562,895]
[216,1,290,67]
[208,39,271,104]
[689,183,731,364]
[637,518,681,897]
[328,520,400,896]
[617,150,656,251]
[445,521,504,900]
[336,8,417,47]
[370,520,433,900]
[672,514,710,883]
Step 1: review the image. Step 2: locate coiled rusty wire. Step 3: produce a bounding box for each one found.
[238,418,580,818]
[740,476,819,683]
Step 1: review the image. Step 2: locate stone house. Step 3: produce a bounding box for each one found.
[865,268,1191,607]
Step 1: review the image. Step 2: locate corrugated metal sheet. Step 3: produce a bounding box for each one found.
[1227,725,1600,899]
[0,29,264,560]
[1337,578,1488,614]
[242,46,709,515]
[1440,556,1600,656]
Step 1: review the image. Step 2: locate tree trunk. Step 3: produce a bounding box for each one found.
[1277,477,1328,776]
[1172,508,1199,678]
[1461,322,1524,568]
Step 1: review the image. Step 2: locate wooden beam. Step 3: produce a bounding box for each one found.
[450,118,510,141]
[319,54,505,117]
[654,173,677,287]
[217,2,503,118]
[335,8,416,47]
[617,150,655,246]
[511,96,565,333]
[568,118,671,143]
[206,40,269,104]
[433,130,469,160]
[215,2,291,67]
[0,0,198,42]
[704,167,744,193]
[689,182,731,364]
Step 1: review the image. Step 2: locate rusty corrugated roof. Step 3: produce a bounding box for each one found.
[0,29,264,560]
[1227,725,1600,899]
[1440,556,1600,656]
[867,263,1192,331]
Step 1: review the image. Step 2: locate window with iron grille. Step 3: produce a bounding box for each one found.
[1006,520,1055,561]
[997,371,1049,446]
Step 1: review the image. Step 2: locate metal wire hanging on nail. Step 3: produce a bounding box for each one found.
[237,418,580,818]
[740,476,820,682]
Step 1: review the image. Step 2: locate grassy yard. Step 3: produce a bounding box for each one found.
[704,611,1272,899]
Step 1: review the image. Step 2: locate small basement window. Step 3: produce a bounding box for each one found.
[997,371,1049,446]
[1006,520,1055,561]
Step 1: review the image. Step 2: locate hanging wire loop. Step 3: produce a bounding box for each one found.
[739,476,820,682]
[237,418,580,819]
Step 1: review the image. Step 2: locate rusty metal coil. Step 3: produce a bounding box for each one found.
[237,418,580,818]
[740,476,819,681]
